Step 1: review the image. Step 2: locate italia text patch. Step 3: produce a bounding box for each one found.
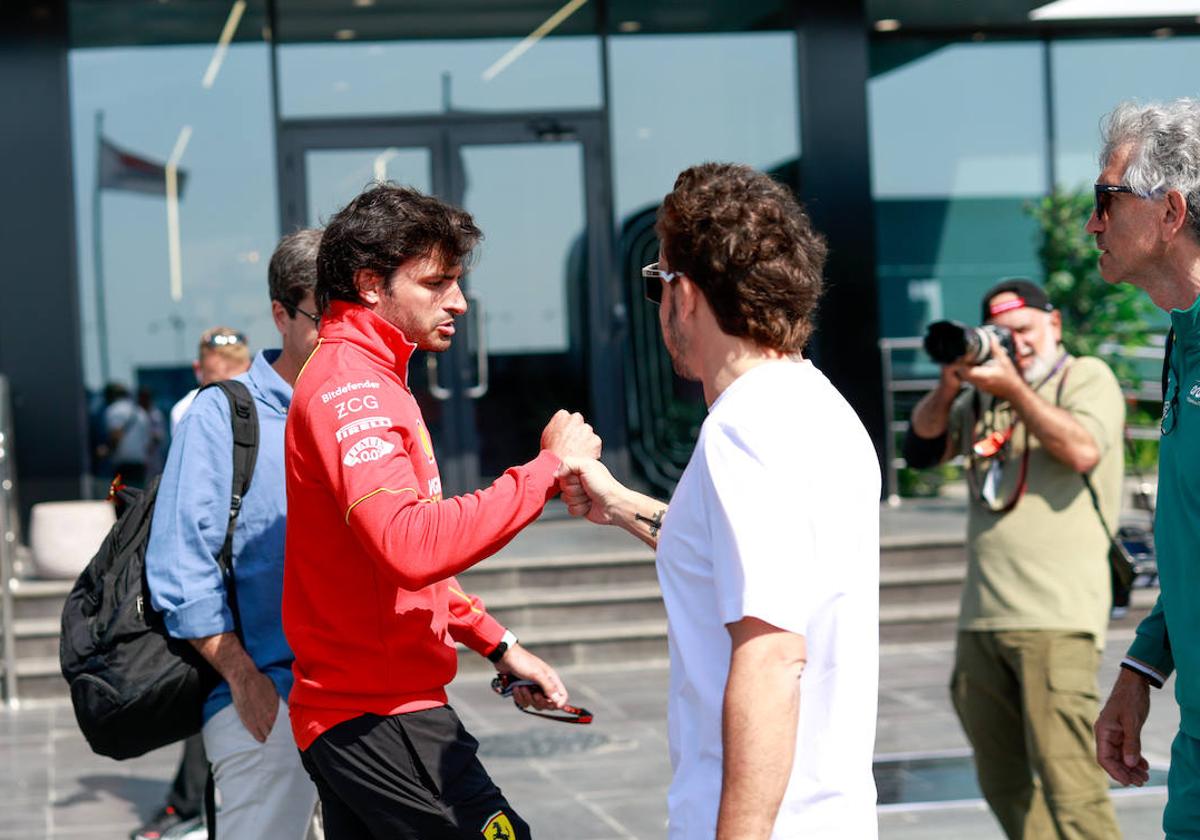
[342,436,395,467]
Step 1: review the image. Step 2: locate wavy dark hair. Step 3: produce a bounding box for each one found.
[316,183,482,312]
[657,163,827,352]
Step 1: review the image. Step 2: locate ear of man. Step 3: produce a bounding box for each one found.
[1161,190,1191,242]
[353,268,384,305]
[676,274,701,318]
[270,299,290,335]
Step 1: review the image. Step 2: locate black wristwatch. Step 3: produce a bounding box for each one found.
[487,629,518,663]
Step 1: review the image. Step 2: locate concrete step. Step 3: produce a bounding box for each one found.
[878,538,965,569]
[9,578,73,620]
[457,549,658,590]
[13,617,60,660]
[0,656,66,702]
[458,619,669,672]
[877,585,1160,646]
[479,582,665,629]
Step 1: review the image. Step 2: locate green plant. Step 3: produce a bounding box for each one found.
[1026,188,1158,385]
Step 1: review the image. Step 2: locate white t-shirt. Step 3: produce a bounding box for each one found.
[170,388,199,433]
[657,359,880,839]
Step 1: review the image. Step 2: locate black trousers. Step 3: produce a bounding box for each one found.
[166,733,208,818]
[300,706,530,840]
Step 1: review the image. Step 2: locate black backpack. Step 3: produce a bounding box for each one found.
[60,380,259,760]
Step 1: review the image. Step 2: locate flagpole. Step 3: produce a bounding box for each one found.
[92,109,111,384]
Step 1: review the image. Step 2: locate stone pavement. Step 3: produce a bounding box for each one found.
[1,628,1181,840]
[1,489,1177,838]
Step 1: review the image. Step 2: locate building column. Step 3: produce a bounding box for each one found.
[795,1,888,483]
[0,0,88,524]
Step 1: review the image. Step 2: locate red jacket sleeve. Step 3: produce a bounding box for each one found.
[446,577,506,656]
[303,376,561,590]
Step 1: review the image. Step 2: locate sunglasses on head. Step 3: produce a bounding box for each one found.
[1094,183,1136,220]
[641,262,682,306]
[202,331,246,348]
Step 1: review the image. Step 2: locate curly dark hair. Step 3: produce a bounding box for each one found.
[656,163,827,352]
[316,183,482,313]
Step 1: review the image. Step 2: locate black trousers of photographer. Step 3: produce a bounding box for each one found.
[299,705,531,840]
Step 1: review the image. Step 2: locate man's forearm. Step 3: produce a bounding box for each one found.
[909,382,959,440]
[716,630,804,840]
[1007,381,1100,472]
[189,632,258,687]
[607,487,667,549]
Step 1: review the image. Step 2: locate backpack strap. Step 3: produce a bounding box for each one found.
[197,380,259,640]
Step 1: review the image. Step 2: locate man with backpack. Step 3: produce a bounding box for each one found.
[143,229,324,839]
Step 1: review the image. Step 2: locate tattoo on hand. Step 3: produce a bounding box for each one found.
[634,508,666,538]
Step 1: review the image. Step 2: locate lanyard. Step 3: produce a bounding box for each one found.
[967,352,1070,513]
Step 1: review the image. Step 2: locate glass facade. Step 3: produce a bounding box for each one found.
[56,2,1200,495]
[870,40,1047,341]
[69,35,277,389]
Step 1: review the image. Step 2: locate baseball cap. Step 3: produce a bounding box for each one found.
[980,278,1054,323]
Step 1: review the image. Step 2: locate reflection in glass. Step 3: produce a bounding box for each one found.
[460,143,583,356]
[1052,37,1200,188]
[306,148,432,225]
[868,41,1047,341]
[69,43,276,389]
[458,141,589,481]
[870,42,1047,199]
[607,33,800,222]
[279,38,602,118]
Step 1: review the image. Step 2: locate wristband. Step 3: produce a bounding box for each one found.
[487,629,518,663]
[1120,659,1164,689]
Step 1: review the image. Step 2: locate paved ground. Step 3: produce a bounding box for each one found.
[0,628,1180,840]
[1,492,1176,838]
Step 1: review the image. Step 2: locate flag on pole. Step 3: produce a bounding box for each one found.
[98,137,187,197]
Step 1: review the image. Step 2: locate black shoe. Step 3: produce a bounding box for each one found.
[130,806,186,840]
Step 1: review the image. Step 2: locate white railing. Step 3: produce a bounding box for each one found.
[878,337,1166,506]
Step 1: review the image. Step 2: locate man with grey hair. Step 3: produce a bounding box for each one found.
[1089,98,1200,835]
[145,229,324,838]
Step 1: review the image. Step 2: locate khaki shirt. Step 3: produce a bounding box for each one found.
[949,354,1125,648]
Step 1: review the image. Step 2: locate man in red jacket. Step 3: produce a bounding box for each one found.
[284,184,600,839]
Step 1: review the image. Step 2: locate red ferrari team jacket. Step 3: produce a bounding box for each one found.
[283,301,560,750]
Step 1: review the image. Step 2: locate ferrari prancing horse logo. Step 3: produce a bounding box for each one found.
[481,810,515,839]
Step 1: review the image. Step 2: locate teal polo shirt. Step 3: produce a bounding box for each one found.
[1128,294,1200,739]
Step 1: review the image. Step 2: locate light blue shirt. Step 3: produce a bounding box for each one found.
[146,350,293,722]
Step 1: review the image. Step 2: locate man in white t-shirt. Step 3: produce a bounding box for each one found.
[558,162,880,839]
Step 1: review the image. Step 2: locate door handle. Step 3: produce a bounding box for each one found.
[465,293,488,399]
[425,354,452,400]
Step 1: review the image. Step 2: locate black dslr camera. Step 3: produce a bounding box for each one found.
[923,320,1017,366]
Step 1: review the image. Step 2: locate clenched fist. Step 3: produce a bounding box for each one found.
[541,410,602,461]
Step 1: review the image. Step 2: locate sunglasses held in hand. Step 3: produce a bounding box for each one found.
[490,674,594,725]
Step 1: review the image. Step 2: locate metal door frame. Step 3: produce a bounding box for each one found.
[277,111,627,491]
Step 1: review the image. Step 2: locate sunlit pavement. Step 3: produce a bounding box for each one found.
[1,628,1178,839]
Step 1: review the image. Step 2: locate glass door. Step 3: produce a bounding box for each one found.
[278,114,624,494]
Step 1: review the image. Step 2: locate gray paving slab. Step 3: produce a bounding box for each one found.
[2,633,1181,840]
[0,499,1179,839]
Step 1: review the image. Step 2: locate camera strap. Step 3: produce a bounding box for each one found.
[967,352,1071,513]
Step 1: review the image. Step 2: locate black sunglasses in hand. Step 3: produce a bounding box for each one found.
[490,674,594,725]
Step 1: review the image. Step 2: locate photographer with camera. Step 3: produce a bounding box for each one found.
[905,279,1125,840]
